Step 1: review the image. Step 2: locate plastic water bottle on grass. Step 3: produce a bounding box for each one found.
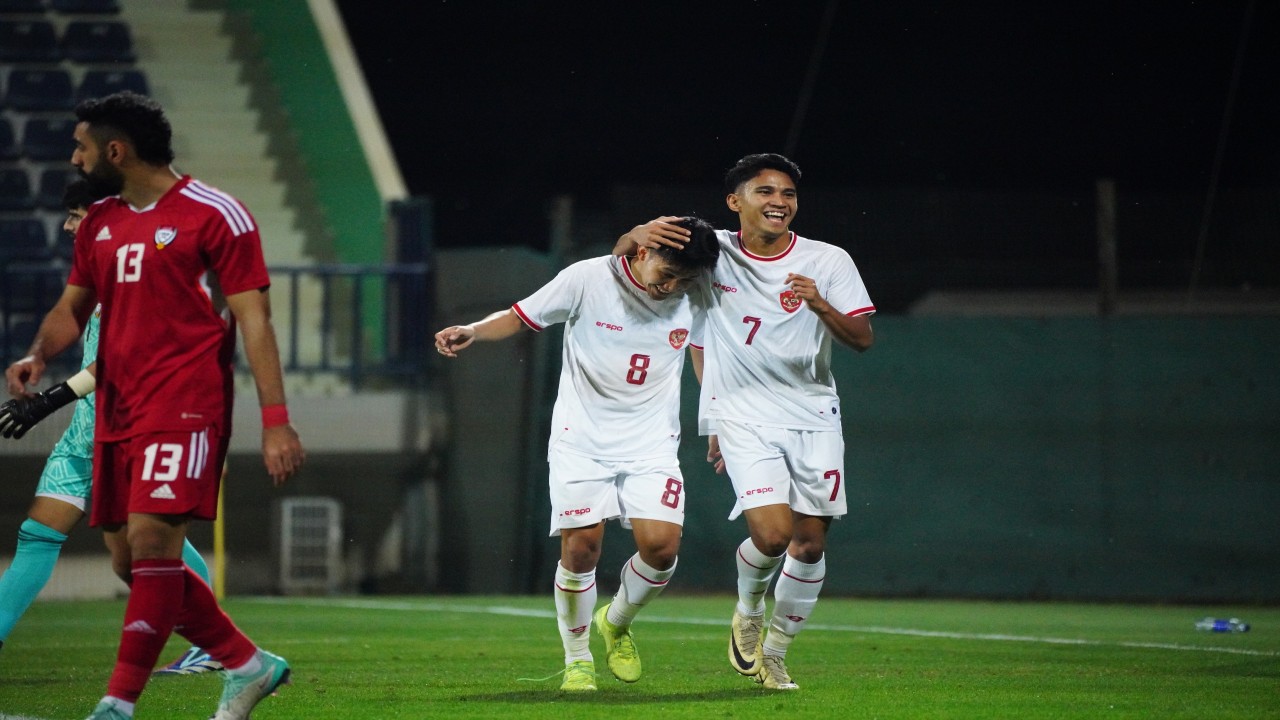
[1195,617,1250,633]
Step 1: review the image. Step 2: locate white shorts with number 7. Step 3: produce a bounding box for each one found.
[715,419,847,521]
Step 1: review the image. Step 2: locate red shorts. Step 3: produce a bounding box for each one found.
[90,428,227,527]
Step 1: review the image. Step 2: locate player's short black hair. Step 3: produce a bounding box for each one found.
[61,178,102,211]
[650,215,720,273]
[75,91,175,166]
[724,153,801,194]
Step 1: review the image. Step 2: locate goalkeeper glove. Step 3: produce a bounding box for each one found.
[0,382,79,440]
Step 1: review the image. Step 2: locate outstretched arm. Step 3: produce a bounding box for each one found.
[0,366,95,440]
[612,216,691,257]
[434,309,526,358]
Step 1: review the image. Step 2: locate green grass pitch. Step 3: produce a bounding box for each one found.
[1,595,1276,719]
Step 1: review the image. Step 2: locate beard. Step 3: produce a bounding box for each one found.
[80,161,125,197]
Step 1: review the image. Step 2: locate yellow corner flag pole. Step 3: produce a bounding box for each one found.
[213,461,227,601]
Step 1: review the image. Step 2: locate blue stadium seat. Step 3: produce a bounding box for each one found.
[0,167,34,211]
[60,19,134,63]
[4,68,74,111]
[51,0,118,13]
[36,166,78,208]
[0,19,60,62]
[20,116,75,161]
[76,69,149,103]
[0,119,18,159]
[1,318,39,366]
[0,218,50,262]
[0,0,46,15]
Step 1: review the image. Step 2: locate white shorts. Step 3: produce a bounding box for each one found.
[547,447,686,536]
[715,419,847,520]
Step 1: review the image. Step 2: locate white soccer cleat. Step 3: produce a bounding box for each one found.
[756,654,799,690]
[729,609,764,676]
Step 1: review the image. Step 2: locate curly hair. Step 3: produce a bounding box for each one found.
[75,91,175,166]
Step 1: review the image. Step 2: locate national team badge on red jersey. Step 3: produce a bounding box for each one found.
[154,226,178,250]
[669,328,688,350]
[779,289,802,313]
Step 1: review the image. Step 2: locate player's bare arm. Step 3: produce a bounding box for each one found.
[5,284,96,397]
[433,309,525,358]
[611,216,691,257]
[786,272,874,352]
[226,287,305,486]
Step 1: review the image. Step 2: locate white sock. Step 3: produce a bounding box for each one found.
[607,553,676,627]
[735,538,783,616]
[763,554,826,657]
[101,697,136,716]
[553,562,596,663]
[226,649,263,676]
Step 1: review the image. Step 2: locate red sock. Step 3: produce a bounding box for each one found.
[172,567,257,669]
[107,558,184,702]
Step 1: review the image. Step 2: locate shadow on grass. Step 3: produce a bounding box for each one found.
[459,688,772,704]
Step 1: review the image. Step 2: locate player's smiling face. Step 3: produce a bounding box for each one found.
[728,169,797,241]
[634,249,698,301]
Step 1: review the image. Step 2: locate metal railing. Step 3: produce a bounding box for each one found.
[1,262,433,389]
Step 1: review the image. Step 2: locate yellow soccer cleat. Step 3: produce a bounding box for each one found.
[594,603,641,682]
[728,610,764,676]
[560,659,597,691]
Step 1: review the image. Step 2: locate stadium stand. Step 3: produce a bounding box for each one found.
[35,165,77,208]
[0,218,49,261]
[75,68,147,102]
[51,0,119,13]
[0,0,47,14]
[19,116,76,160]
[0,19,61,62]
[4,68,75,111]
[60,19,134,63]
[0,119,18,159]
[0,166,35,210]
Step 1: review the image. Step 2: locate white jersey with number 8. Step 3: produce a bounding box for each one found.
[514,255,700,460]
[695,229,874,433]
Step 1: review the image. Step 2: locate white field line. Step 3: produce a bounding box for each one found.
[246,597,1280,658]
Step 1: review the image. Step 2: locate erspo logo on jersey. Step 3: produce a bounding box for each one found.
[595,321,623,332]
[712,281,738,293]
[779,289,802,313]
[669,328,688,350]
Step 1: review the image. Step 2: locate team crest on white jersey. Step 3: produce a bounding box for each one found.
[669,328,688,350]
[95,226,112,241]
[779,289,803,313]
[154,226,178,250]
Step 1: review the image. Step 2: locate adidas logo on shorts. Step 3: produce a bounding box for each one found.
[150,483,176,500]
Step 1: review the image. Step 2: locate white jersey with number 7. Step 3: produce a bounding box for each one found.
[514,255,701,460]
[695,229,875,434]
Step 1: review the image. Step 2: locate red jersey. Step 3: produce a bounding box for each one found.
[68,175,270,441]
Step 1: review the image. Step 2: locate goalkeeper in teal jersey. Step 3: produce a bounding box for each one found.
[0,181,217,675]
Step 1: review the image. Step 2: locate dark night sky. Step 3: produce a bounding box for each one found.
[336,1,1278,248]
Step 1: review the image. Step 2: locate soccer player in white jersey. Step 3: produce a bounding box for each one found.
[434,217,720,692]
[615,153,875,691]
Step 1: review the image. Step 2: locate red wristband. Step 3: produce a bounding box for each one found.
[262,404,290,429]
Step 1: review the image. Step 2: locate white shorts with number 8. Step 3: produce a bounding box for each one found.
[547,447,686,536]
